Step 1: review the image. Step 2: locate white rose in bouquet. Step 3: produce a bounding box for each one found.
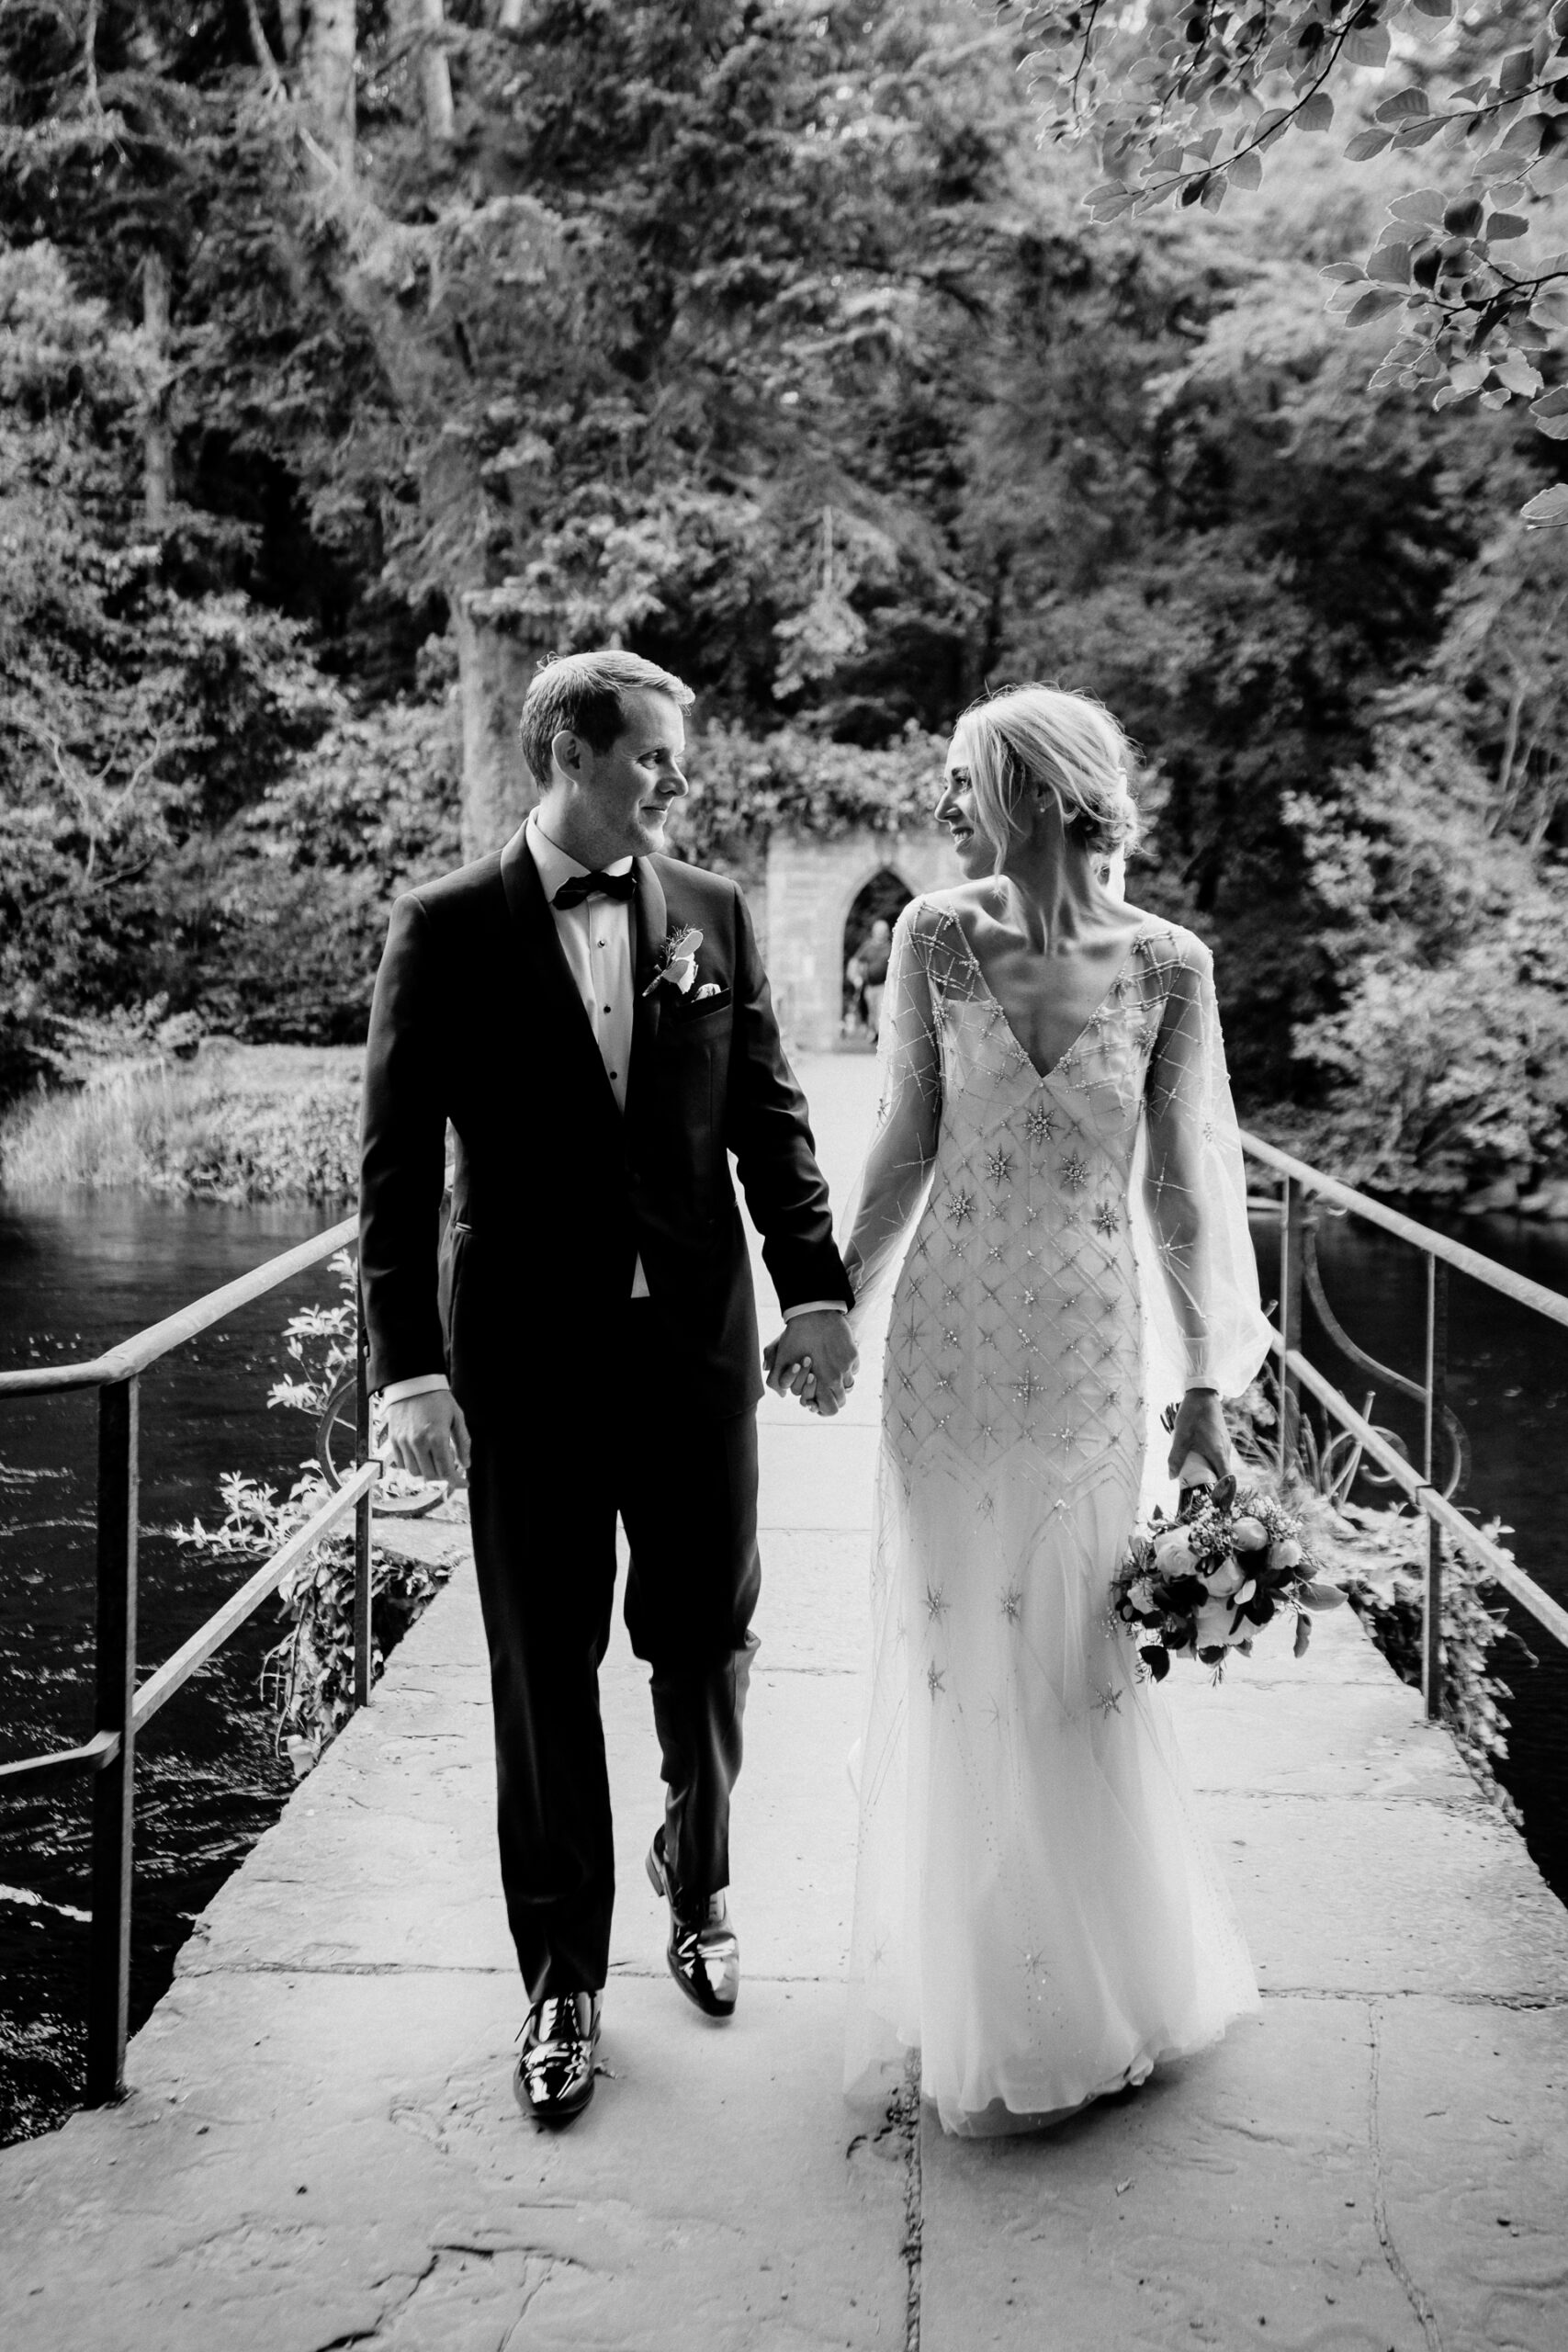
[1201,1553,1244,1599]
[1153,1528,1197,1577]
[1231,1515,1268,1552]
[1193,1595,1242,1652]
[1127,1576,1156,1614]
[1268,1536,1303,1573]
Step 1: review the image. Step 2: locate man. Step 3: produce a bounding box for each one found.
[359,650,858,2126]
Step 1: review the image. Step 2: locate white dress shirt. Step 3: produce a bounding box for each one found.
[380,814,839,1404]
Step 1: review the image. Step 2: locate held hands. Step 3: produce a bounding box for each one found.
[1166,1385,1230,1485]
[763,1309,859,1418]
[383,1389,471,1490]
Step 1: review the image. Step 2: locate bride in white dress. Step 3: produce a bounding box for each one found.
[836,685,1272,2137]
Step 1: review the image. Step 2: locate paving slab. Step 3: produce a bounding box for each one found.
[1,1971,903,2352]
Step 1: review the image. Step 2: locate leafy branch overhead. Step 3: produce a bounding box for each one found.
[1011,0,1568,527]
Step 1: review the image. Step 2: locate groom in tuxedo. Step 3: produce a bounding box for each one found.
[359,650,857,2124]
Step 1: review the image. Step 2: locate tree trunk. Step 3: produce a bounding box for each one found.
[303,0,356,173]
[399,0,455,145]
[142,252,171,532]
[455,595,546,858]
[278,0,303,57]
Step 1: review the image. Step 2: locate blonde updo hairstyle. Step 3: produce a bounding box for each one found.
[954,685,1139,873]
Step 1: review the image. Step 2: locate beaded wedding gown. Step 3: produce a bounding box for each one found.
[841,898,1272,2136]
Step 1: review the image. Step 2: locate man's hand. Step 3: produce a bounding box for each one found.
[764,1309,859,1417]
[1166,1386,1230,1484]
[383,1388,471,1489]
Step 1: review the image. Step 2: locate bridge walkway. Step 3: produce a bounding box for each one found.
[3,1055,1566,2350]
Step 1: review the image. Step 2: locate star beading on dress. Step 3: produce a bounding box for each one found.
[986,1148,1013,1184]
[926,1660,946,1700]
[1023,1104,1059,1145]
[924,1583,950,1623]
[949,1190,976,1224]
[1092,1684,1123,1720]
[1060,1155,1089,1189]
[1093,1202,1120,1236]
[999,1586,1023,1624]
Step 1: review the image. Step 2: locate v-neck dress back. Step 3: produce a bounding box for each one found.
[840,896,1271,2135]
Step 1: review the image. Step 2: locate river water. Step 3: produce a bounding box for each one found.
[0,1193,341,2144]
[2,1190,1566,2145]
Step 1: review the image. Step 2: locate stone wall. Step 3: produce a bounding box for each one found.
[762,826,954,1051]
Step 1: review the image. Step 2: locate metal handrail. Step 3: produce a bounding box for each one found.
[1240,1132,1568,1329]
[1281,1346,1568,1650]
[0,1214,358,1398]
[1240,1132,1568,1717]
[0,1216,375,2106]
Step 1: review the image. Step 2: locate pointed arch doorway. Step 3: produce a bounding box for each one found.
[762,825,958,1051]
[841,868,913,1048]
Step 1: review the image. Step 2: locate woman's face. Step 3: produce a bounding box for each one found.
[935,732,995,879]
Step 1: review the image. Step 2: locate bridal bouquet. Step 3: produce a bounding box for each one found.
[1111,1472,1344,1682]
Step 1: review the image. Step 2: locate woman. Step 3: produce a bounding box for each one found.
[837,684,1271,2136]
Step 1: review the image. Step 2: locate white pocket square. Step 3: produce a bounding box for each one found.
[692,982,723,1001]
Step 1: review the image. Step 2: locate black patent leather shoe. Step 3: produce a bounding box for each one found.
[646,1827,739,2019]
[513,1991,601,2126]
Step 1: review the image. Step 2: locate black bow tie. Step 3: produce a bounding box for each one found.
[553,868,637,910]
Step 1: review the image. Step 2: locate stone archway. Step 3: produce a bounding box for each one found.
[762,824,957,1051]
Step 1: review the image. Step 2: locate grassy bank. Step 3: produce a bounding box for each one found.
[0,1046,363,1203]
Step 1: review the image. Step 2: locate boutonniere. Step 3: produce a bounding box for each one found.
[644,924,704,998]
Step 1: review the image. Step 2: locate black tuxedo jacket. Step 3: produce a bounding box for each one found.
[359,829,852,1422]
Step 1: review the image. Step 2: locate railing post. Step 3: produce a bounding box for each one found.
[1277,1177,1305,1480]
[1422,1256,1448,1724]
[86,1375,138,2105]
[353,1264,373,1712]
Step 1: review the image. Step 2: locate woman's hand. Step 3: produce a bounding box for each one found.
[1166,1386,1230,1484]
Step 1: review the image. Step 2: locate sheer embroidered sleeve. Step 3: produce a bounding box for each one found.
[1138,931,1272,1399]
[840,904,943,1331]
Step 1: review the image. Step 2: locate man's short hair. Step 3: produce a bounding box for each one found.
[519,650,695,786]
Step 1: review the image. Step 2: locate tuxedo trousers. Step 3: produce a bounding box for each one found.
[466,1303,761,2003]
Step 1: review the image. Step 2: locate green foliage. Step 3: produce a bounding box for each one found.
[1012,0,1568,518]
[1335,1501,1526,1824]
[180,1466,449,1769]
[1226,1378,1523,1819]
[1284,711,1568,1192]
[176,1256,451,1762]
[0,1047,363,1199]
[175,695,462,1044]
[0,240,340,1095]
[3,0,1568,1182]
[674,722,950,883]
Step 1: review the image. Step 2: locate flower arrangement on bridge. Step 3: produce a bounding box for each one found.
[1111,1470,1345,1683]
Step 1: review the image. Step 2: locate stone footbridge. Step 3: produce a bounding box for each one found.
[3,1056,1567,2350]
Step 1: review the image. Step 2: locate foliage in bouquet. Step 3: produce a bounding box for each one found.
[1113,1473,1345,1680]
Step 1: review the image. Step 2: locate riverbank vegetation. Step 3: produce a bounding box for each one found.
[0,1046,363,1200]
[4,3,1568,1200]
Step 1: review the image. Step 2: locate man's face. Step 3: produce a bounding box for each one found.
[556,688,690,861]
